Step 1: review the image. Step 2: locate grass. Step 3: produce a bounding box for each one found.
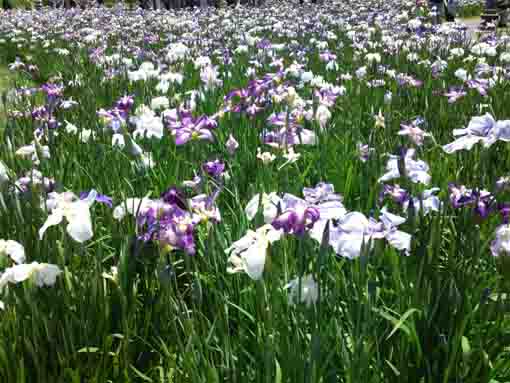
[0,65,12,122]
[0,2,510,383]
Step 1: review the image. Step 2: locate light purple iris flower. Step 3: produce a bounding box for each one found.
[261,128,316,148]
[328,208,411,259]
[226,134,239,155]
[398,119,431,146]
[380,184,409,205]
[442,113,510,154]
[490,206,510,257]
[303,183,347,243]
[357,142,374,162]
[444,87,467,103]
[403,188,442,216]
[80,191,113,208]
[378,148,431,185]
[170,115,216,146]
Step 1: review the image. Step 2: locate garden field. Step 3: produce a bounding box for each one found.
[1,1,510,382]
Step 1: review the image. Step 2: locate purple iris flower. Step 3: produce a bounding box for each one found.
[448,184,493,218]
[41,83,64,100]
[466,79,488,96]
[303,182,342,204]
[380,184,409,205]
[80,191,113,208]
[168,113,216,146]
[498,203,510,224]
[97,108,126,132]
[160,186,187,210]
[156,207,198,255]
[444,87,467,104]
[256,39,272,49]
[202,159,225,178]
[31,106,49,121]
[272,196,320,236]
[115,95,135,113]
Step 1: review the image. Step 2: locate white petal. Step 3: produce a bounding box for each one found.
[330,230,366,259]
[245,194,262,221]
[11,263,34,283]
[243,239,268,280]
[380,207,406,227]
[65,201,93,243]
[39,209,64,240]
[337,212,369,233]
[386,230,412,253]
[4,240,25,264]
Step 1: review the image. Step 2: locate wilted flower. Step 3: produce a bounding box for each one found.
[279,147,301,169]
[374,109,385,129]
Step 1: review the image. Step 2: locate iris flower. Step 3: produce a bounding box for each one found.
[0,240,25,264]
[442,113,510,153]
[226,224,283,280]
[39,190,97,243]
[329,208,411,258]
[0,262,62,289]
[378,148,431,185]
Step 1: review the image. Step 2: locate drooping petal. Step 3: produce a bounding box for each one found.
[330,230,367,259]
[65,201,93,243]
[442,135,484,154]
[386,230,412,254]
[39,209,64,240]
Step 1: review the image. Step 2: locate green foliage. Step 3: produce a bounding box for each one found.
[0,5,510,383]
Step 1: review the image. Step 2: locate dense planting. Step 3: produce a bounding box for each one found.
[0,1,510,381]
